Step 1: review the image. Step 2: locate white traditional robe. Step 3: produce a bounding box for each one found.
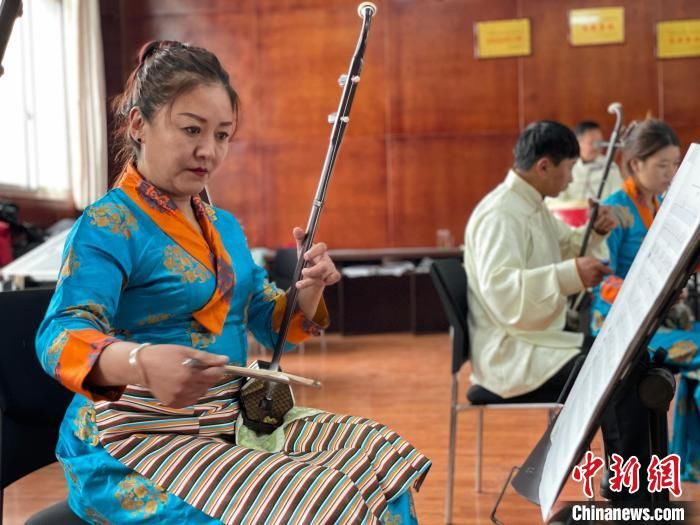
[463,170,608,397]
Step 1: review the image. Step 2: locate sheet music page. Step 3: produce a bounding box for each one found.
[539,144,700,520]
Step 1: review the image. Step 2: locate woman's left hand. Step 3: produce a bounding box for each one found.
[293,227,341,290]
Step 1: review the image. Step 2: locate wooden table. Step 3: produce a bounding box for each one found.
[267,247,463,335]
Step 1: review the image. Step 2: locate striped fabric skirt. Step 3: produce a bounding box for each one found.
[93,378,431,524]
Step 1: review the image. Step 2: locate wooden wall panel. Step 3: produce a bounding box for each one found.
[121,0,256,17]
[521,0,659,129]
[386,0,520,135]
[101,0,700,250]
[658,1,700,131]
[257,2,387,140]
[207,142,265,246]
[257,0,356,11]
[388,134,517,246]
[121,12,260,141]
[261,137,389,248]
[100,0,126,185]
[673,126,700,156]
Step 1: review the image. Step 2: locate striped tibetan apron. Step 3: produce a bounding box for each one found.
[95,378,431,524]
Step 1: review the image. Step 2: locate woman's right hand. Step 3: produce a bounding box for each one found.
[138,344,229,408]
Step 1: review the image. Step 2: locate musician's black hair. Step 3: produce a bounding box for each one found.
[623,119,680,176]
[513,120,580,171]
[111,40,240,172]
[574,120,601,137]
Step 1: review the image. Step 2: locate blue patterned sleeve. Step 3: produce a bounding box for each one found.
[245,255,329,352]
[214,213,329,351]
[35,201,138,400]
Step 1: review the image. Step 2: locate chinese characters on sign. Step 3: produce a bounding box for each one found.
[572,452,682,498]
[648,454,682,497]
[569,7,625,46]
[474,18,531,59]
[657,19,700,59]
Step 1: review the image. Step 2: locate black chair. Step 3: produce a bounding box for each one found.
[270,248,298,291]
[430,259,561,524]
[0,289,85,524]
[270,248,327,352]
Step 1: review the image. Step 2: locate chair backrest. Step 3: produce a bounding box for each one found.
[0,288,73,490]
[430,259,470,374]
[271,248,299,290]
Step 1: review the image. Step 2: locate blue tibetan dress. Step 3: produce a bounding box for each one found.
[591,177,700,483]
[35,165,431,524]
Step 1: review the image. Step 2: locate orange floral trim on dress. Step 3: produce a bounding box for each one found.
[115,164,234,335]
[600,275,624,305]
[603,177,661,305]
[271,294,330,344]
[622,176,658,231]
[55,328,122,401]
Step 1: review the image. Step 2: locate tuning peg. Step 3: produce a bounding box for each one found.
[338,74,361,87]
[328,113,350,124]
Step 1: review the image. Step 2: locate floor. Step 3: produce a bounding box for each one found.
[3,333,699,524]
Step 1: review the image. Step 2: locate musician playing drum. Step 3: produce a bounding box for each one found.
[36,40,430,524]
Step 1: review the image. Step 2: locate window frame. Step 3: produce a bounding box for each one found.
[0,0,72,202]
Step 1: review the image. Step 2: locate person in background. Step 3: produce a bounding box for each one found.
[464,120,613,402]
[591,118,700,483]
[547,121,624,227]
[566,120,624,202]
[464,120,656,501]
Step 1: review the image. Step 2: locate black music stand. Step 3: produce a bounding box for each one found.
[492,348,678,523]
[490,143,700,524]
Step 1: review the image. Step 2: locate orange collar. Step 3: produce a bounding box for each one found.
[115,165,234,335]
[622,176,658,230]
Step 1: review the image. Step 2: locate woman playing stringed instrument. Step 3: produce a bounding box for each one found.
[36,39,430,524]
[591,118,700,483]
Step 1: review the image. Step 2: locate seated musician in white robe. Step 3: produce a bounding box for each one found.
[463,120,658,502]
[464,120,614,401]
